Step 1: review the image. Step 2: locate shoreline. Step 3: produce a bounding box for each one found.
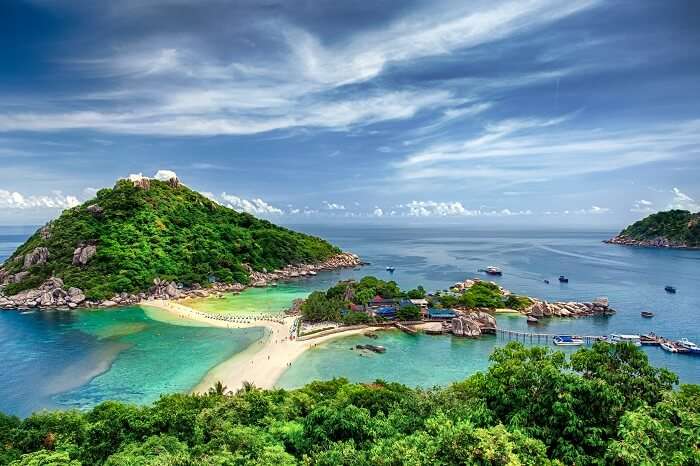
[143,299,369,393]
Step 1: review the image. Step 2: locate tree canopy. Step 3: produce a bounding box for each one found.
[1,342,696,465]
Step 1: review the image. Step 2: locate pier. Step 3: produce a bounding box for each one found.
[496,328,602,345]
[394,322,418,335]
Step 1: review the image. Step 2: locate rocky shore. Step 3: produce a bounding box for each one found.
[0,252,362,311]
[525,297,615,318]
[604,234,695,249]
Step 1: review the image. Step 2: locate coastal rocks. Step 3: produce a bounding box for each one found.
[40,225,52,240]
[604,235,689,249]
[525,297,615,318]
[72,243,97,266]
[0,278,89,310]
[449,311,497,338]
[23,247,50,269]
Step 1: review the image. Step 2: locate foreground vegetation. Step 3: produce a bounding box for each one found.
[1,342,696,465]
[618,209,700,247]
[1,178,339,300]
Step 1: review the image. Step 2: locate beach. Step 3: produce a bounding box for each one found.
[143,299,368,393]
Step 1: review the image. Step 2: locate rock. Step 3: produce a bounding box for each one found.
[450,316,483,337]
[0,268,7,284]
[102,300,117,307]
[23,247,49,269]
[12,271,30,283]
[86,204,104,217]
[68,302,78,309]
[40,292,54,307]
[68,287,82,297]
[70,293,86,304]
[165,282,179,298]
[42,277,64,290]
[40,225,52,240]
[72,244,97,266]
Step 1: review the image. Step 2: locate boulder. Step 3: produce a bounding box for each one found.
[70,293,86,304]
[12,271,30,283]
[40,292,54,307]
[165,282,179,298]
[101,300,117,307]
[450,316,483,337]
[40,225,52,240]
[42,277,64,290]
[72,244,97,266]
[23,247,49,269]
[68,287,82,297]
[86,204,104,217]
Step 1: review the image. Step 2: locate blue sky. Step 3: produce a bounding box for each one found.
[0,0,698,226]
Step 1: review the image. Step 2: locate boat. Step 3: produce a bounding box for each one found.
[386,266,395,273]
[543,279,550,284]
[609,334,642,346]
[664,286,676,294]
[640,333,661,345]
[552,335,584,346]
[526,315,539,324]
[660,341,681,353]
[356,344,386,353]
[678,338,700,355]
[484,266,503,276]
[558,275,569,283]
[640,311,654,318]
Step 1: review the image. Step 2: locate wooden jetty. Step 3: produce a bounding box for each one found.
[496,328,603,345]
[394,322,418,335]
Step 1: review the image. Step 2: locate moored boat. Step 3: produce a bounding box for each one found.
[660,341,681,353]
[526,315,539,324]
[609,334,642,346]
[558,275,569,283]
[553,335,583,346]
[664,286,676,294]
[484,266,503,276]
[678,338,700,355]
[640,333,660,345]
[386,266,395,273]
[640,311,654,318]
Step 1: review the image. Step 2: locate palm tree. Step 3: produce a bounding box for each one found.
[208,380,228,396]
[237,380,257,394]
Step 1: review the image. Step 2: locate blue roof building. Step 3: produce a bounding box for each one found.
[427,308,456,319]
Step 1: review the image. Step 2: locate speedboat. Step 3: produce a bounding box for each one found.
[640,311,654,318]
[526,316,539,324]
[609,334,642,346]
[553,335,583,346]
[543,279,550,284]
[664,286,676,294]
[386,266,395,273]
[678,338,700,355]
[558,275,569,283]
[640,333,660,345]
[484,266,502,276]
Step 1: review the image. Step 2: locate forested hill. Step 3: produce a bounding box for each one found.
[0,176,340,300]
[606,209,700,248]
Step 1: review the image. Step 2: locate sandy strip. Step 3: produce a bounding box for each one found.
[143,299,368,393]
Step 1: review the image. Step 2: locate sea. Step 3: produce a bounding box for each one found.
[1,224,698,416]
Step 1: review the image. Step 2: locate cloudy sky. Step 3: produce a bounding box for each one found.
[1,0,699,225]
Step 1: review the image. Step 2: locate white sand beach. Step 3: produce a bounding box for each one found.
[143,299,368,393]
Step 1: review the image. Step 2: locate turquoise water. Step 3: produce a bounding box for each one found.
[1,225,699,416]
[0,305,264,417]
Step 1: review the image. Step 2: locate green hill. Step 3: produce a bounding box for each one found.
[607,209,700,248]
[0,176,340,300]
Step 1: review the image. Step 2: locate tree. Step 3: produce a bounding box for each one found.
[208,381,229,396]
[406,286,426,299]
[397,304,421,321]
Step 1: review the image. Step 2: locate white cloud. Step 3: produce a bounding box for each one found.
[404,201,474,217]
[153,169,178,181]
[0,189,80,210]
[373,207,384,217]
[668,187,700,211]
[630,199,655,213]
[322,201,346,211]
[219,193,283,215]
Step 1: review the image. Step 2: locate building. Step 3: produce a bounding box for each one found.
[427,308,457,319]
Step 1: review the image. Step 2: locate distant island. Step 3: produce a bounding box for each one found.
[0,173,359,309]
[605,209,700,249]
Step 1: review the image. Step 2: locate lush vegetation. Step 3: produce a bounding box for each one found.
[618,209,700,247]
[437,282,532,310]
[0,179,340,299]
[1,342,696,465]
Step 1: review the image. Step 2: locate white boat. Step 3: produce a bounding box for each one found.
[485,266,502,275]
[609,334,642,347]
[553,335,584,346]
[678,338,700,355]
[660,341,680,353]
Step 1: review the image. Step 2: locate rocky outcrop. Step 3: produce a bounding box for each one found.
[526,297,615,318]
[449,311,497,338]
[40,225,52,240]
[22,247,50,269]
[87,204,104,217]
[604,235,692,249]
[72,243,97,266]
[247,252,362,288]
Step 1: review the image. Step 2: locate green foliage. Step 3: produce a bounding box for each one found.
[396,304,421,321]
[1,343,693,466]
[1,179,340,299]
[300,291,343,322]
[406,286,426,299]
[503,294,533,310]
[619,209,700,247]
[458,281,503,308]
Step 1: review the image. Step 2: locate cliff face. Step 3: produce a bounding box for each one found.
[0,174,345,305]
[605,210,700,249]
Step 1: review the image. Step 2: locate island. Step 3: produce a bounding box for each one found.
[605,209,700,248]
[0,173,361,309]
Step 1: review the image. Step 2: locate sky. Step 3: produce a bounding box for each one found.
[0,0,699,226]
